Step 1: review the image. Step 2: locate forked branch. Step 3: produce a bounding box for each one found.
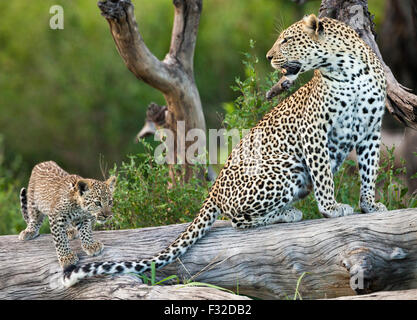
[169,0,203,75]
[98,0,174,93]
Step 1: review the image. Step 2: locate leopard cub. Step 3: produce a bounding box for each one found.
[19,161,116,268]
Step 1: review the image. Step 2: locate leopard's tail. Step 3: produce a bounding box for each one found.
[62,198,221,288]
[20,188,29,224]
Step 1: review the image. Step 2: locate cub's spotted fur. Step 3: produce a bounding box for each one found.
[63,14,387,287]
[19,161,116,268]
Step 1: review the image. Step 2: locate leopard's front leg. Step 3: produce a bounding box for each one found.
[302,124,355,218]
[50,216,79,268]
[356,130,387,213]
[77,217,104,257]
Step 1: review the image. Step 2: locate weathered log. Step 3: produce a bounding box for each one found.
[330,288,417,300]
[0,273,246,300]
[0,229,245,300]
[1,209,417,299]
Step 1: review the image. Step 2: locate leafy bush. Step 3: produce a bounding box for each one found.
[99,141,210,230]
[0,135,47,235]
[0,135,29,235]
[223,40,283,132]
[0,172,24,235]
[377,146,417,209]
[222,40,312,133]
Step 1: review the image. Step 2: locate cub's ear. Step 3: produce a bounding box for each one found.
[106,175,117,193]
[76,179,89,196]
[302,14,324,39]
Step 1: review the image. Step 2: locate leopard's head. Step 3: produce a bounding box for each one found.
[74,176,117,223]
[266,14,360,80]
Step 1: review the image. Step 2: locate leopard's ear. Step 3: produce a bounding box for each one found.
[76,179,90,196]
[106,175,117,193]
[302,14,324,39]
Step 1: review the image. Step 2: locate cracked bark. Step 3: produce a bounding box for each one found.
[98,0,206,182]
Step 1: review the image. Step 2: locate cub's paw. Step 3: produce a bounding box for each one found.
[322,203,355,218]
[59,252,79,269]
[18,230,39,241]
[361,202,387,214]
[82,241,104,256]
[67,227,78,240]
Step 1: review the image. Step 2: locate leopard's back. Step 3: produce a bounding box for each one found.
[27,161,76,216]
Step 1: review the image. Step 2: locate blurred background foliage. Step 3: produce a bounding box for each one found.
[0,0,412,235]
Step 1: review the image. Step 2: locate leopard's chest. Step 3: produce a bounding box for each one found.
[325,91,373,172]
[53,199,92,224]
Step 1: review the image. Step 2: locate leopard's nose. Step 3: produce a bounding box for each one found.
[266,54,273,61]
[101,209,113,218]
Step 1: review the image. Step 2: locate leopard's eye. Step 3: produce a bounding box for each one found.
[281,36,293,45]
[109,199,113,206]
[95,201,102,207]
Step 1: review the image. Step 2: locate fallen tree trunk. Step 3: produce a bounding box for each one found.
[330,288,417,300]
[1,209,417,300]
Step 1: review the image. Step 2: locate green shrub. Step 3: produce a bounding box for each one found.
[377,146,417,209]
[0,135,26,235]
[222,40,283,132]
[99,141,210,230]
[0,135,49,235]
[0,179,23,235]
[222,39,311,133]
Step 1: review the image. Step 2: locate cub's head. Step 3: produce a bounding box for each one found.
[74,176,117,223]
[266,14,359,79]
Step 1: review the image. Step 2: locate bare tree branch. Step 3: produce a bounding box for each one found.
[98,0,207,181]
[168,0,202,75]
[98,0,174,93]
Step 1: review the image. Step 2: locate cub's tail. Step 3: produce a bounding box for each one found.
[62,198,221,288]
[20,188,29,224]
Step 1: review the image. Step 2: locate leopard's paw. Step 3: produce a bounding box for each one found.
[59,252,79,269]
[67,227,78,240]
[281,207,303,223]
[322,203,355,218]
[82,241,104,256]
[361,202,387,213]
[18,229,39,241]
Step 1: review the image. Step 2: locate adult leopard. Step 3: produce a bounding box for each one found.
[63,14,387,287]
